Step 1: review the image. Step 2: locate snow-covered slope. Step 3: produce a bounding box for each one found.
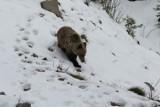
[121,0,160,53]
[0,0,160,107]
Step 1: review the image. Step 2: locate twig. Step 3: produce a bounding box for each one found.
[154,78,160,88]
[146,28,158,38]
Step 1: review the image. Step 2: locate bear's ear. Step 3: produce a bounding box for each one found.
[83,42,87,47]
[81,34,88,43]
[71,34,79,42]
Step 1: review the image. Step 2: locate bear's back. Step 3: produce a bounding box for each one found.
[57,26,81,43]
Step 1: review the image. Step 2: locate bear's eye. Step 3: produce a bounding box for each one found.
[77,44,82,49]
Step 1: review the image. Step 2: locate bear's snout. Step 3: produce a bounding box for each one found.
[79,56,85,63]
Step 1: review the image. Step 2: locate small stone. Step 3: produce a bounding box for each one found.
[0,92,6,95]
[16,102,31,107]
[42,57,48,61]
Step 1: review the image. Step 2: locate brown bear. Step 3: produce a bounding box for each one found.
[57,26,87,68]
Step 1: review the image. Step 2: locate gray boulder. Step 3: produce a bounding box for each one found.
[41,0,62,18]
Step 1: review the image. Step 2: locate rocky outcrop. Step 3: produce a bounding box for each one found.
[41,0,62,18]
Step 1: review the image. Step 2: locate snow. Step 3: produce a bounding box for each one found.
[121,0,160,53]
[0,0,160,107]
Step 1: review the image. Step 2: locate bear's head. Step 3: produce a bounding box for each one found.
[71,34,87,62]
[76,41,87,62]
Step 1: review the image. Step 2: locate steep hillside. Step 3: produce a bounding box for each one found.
[0,0,160,107]
[121,0,160,53]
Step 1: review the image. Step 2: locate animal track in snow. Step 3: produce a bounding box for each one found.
[63,101,75,106]
[19,27,25,31]
[50,31,56,37]
[14,46,19,51]
[35,68,45,72]
[22,83,31,91]
[48,46,54,52]
[14,46,30,55]
[27,15,34,23]
[31,53,38,58]
[18,52,23,57]
[27,41,34,48]
[21,59,32,64]
[47,42,57,52]
[15,38,21,43]
[24,30,30,35]
[46,75,55,82]
[32,29,38,35]
[39,13,45,17]
[22,36,29,41]
[14,23,55,83]
[21,47,30,54]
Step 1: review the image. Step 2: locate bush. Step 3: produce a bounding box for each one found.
[154,0,160,28]
[128,87,146,96]
[144,82,160,101]
[123,16,143,38]
[101,0,124,23]
[85,0,124,23]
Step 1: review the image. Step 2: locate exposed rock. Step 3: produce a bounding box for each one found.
[16,102,31,107]
[41,0,62,18]
[0,92,6,95]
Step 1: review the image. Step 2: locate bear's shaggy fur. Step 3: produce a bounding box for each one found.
[57,26,87,68]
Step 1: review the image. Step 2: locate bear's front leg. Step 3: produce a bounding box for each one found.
[67,53,81,68]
